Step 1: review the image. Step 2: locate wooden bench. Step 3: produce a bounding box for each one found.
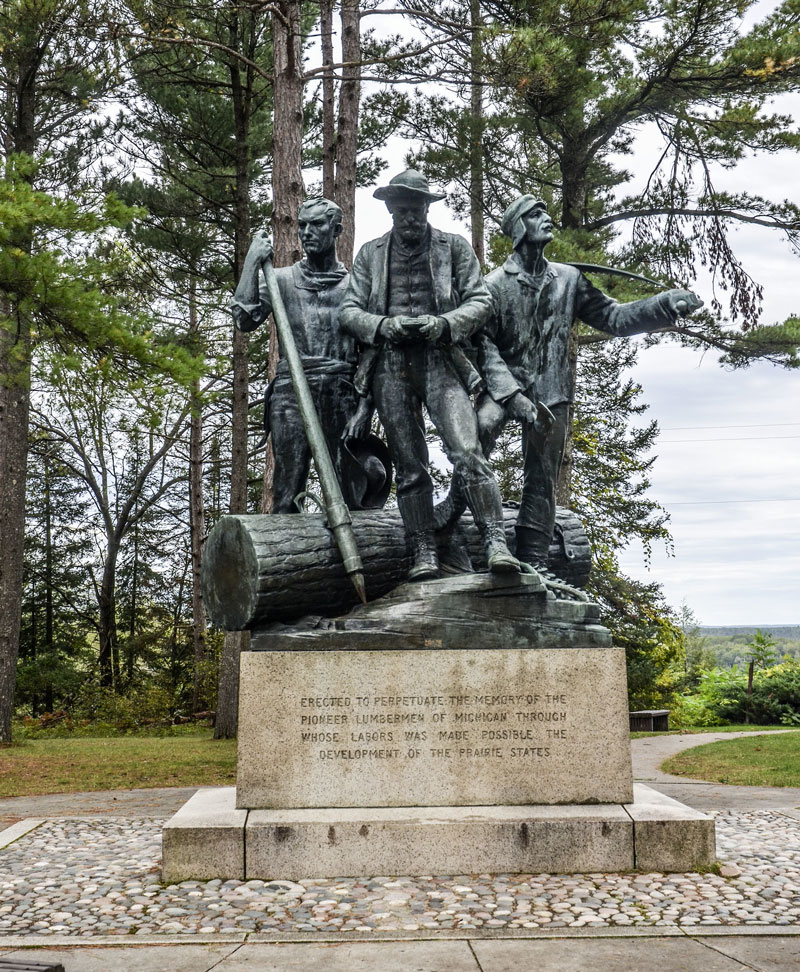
[629,709,670,732]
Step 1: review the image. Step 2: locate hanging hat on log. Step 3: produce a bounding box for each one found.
[341,434,393,510]
[500,194,547,249]
[373,169,447,203]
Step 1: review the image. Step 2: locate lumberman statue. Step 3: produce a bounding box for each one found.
[230,197,387,513]
[338,169,521,581]
[439,193,703,576]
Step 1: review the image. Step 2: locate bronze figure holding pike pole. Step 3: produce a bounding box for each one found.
[259,258,367,604]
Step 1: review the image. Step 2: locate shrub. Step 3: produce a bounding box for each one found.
[708,660,800,725]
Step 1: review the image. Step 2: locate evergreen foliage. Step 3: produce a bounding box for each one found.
[3,1,799,736]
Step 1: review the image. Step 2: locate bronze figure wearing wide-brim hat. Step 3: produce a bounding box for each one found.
[373,169,447,203]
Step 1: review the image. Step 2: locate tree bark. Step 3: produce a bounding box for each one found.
[555,144,588,506]
[0,37,39,743]
[320,0,336,200]
[43,447,54,712]
[556,324,579,507]
[97,538,120,690]
[188,280,207,713]
[0,301,31,743]
[271,0,305,267]
[334,0,361,268]
[469,0,485,265]
[216,1,305,739]
[202,507,591,630]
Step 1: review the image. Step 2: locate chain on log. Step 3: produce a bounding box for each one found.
[202,506,591,630]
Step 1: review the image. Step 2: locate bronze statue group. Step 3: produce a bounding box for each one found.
[231,170,702,589]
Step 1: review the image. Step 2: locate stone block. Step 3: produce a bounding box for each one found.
[627,783,716,872]
[237,644,633,809]
[161,788,247,883]
[245,803,634,879]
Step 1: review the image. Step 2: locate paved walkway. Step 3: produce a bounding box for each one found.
[1,930,800,972]
[1,730,799,970]
[631,729,800,811]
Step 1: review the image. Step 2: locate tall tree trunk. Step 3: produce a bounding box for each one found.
[272,0,305,267]
[320,0,336,200]
[43,450,54,712]
[555,148,587,507]
[98,540,120,690]
[556,325,578,508]
[29,573,38,719]
[127,509,139,684]
[188,280,208,714]
[260,0,304,516]
[215,7,260,739]
[0,59,37,742]
[469,0,485,265]
[169,563,187,702]
[334,0,360,268]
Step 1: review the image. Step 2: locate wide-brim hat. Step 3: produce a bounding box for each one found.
[341,434,394,510]
[373,169,446,203]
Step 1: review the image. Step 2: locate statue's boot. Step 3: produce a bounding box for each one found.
[516,525,589,601]
[437,522,475,575]
[515,525,551,570]
[433,477,467,532]
[398,493,439,581]
[465,482,521,574]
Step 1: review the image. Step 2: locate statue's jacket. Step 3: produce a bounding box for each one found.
[230,260,357,379]
[229,260,357,434]
[479,255,679,408]
[339,227,492,394]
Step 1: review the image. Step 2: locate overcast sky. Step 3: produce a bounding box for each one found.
[348,4,798,627]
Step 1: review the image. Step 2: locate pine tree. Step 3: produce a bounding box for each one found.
[19,433,95,717]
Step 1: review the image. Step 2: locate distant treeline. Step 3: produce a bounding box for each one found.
[697,627,800,669]
[700,626,800,638]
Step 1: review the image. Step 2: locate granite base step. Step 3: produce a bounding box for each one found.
[161,784,715,883]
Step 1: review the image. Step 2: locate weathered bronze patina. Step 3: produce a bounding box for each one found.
[339,169,521,582]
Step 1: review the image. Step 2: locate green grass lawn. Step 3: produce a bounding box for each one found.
[0,730,237,797]
[662,731,800,786]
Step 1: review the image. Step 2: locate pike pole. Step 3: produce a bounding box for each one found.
[261,260,367,605]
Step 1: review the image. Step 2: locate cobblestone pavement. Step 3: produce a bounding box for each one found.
[0,810,798,937]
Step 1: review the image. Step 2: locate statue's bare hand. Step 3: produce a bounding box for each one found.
[417,315,448,342]
[343,397,373,440]
[380,316,413,343]
[667,289,703,318]
[248,230,274,266]
[506,391,537,424]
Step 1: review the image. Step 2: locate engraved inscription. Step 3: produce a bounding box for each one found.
[296,691,570,763]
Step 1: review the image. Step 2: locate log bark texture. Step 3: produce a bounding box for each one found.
[203,507,590,630]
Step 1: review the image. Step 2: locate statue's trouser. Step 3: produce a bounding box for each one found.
[434,395,570,569]
[269,375,358,513]
[374,344,516,574]
[514,402,569,566]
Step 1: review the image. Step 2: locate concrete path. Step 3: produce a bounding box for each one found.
[2,930,800,972]
[0,786,197,822]
[631,729,800,811]
[2,730,800,971]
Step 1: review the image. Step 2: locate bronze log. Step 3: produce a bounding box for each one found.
[202,506,591,630]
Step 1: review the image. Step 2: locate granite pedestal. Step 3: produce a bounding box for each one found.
[162,575,716,880]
